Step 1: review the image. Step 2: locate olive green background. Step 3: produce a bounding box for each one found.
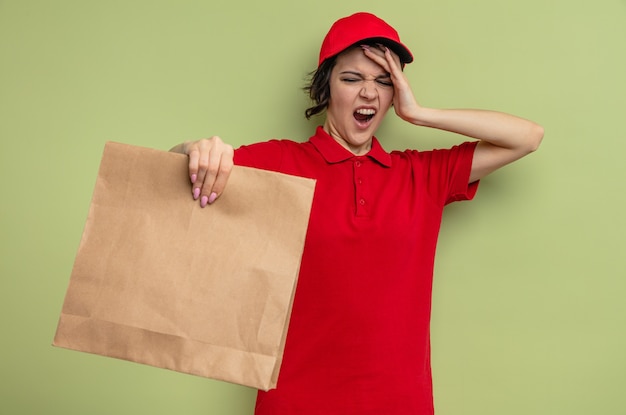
[1,0,625,414]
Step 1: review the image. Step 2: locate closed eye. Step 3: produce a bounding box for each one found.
[338,71,393,86]
[340,77,393,86]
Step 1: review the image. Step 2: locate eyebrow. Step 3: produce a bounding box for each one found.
[339,70,391,79]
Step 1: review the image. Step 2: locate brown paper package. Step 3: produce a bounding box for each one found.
[53,142,315,391]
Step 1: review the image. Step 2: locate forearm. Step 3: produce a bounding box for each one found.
[409,107,544,152]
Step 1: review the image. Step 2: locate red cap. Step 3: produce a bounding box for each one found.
[318,12,414,67]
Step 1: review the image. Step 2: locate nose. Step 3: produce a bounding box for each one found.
[359,80,378,99]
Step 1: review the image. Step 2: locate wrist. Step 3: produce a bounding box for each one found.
[407,106,436,127]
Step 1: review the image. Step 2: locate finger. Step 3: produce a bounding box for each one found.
[207,148,234,204]
[198,153,219,207]
[193,141,213,201]
[379,45,403,77]
[187,146,202,199]
[361,45,390,72]
[198,138,234,207]
[195,143,218,207]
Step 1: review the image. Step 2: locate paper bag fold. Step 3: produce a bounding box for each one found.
[53,142,315,390]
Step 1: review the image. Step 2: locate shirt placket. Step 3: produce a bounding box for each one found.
[353,157,369,217]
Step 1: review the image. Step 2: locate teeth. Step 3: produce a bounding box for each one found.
[356,108,376,115]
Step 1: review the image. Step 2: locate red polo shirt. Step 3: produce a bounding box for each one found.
[234,126,478,415]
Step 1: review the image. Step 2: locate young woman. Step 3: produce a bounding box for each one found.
[171,12,543,415]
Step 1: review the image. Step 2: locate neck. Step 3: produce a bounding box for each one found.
[322,122,373,156]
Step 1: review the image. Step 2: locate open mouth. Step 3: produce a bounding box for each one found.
[354,108,376,124]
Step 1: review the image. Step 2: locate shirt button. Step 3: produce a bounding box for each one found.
[355,161,361,167]
[359,199,366,205]
[358,178,363,185]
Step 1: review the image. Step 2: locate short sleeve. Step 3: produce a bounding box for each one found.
[443,141,479,204]
[404,141,479,206]
[233,140,285,171]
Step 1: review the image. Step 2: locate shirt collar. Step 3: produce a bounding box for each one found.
[309,126,392,167]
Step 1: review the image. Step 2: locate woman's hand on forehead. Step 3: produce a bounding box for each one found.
[360,44,402,72]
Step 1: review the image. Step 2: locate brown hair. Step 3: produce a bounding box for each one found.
[303,56,337,119]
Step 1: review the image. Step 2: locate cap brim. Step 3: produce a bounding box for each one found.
[358,37,414,64]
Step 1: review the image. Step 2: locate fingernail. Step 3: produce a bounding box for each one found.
[208,192,217,204]
[200,195,208,208]
[193,188,200,200]
[360,44,370,49]
[191,174,197,184]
